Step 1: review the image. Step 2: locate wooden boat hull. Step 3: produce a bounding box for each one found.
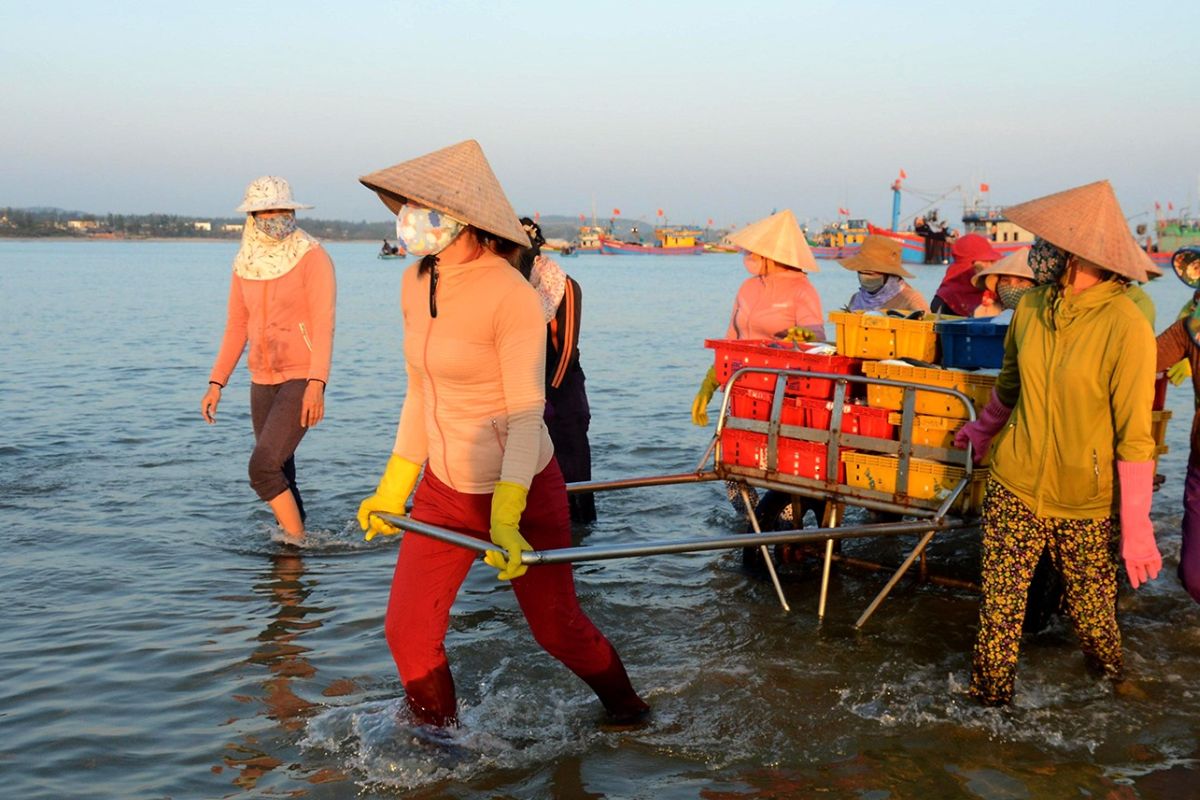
[599,236,704,255]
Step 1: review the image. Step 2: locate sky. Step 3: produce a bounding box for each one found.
[4,0,1199,231]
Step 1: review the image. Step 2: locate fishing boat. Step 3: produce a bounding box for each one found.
[809,218,869,260]
[575,225,605,254]
[599,226,706,255]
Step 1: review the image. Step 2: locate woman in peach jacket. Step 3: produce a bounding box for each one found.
[200,176,336,542]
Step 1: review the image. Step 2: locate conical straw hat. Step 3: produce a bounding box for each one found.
[727,209,818,272]
[972,247,1033,289]
[360,140,530,247]
[838,235,913,277]
[1003,180,1148,282]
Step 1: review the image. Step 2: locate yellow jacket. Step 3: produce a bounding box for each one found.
[990,281,1156,518]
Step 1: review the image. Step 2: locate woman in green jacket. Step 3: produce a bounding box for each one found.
[954,180,1163,706]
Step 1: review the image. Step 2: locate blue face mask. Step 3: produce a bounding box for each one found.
[255,213,297,241]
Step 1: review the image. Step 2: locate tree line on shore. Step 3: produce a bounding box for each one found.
[0,207,393,240]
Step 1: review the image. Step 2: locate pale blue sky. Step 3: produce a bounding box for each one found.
[3,1,1198,229]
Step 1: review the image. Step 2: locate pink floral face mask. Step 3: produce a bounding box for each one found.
[396,206,465,256]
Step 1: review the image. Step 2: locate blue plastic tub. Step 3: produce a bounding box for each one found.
[936,319,1008,369]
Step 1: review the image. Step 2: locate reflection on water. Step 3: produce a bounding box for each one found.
[222,551,333,791]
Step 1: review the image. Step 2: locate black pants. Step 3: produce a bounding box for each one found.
[249,380,308,522]
[546,368,596,523]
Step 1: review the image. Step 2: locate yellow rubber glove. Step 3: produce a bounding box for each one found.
[1168,358,1192,386]
[483,481,532,580]
[782,326,815,344]
[691,366,720,427]
[357,455,423,541]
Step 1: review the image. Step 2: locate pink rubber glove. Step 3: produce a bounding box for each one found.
[1117,460,1162,589]
[953,389,1013,465]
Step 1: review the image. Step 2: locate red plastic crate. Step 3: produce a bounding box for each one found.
[705,338,862,399]
[718,428,844,482]
[801,399,895,440]
[718,428,768,469]
[778,438,844,482]
[727,385,805,426]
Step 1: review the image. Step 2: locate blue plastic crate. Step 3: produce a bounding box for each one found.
[936,319,1008,369]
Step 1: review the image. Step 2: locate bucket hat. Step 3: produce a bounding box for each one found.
[1003,180,1151,282]
[360,139,530,247]
[838,235,913,277]
[235,176,313,213]
[972,247,1033,289]
[951,233,1003,263]
[727,209,818,272]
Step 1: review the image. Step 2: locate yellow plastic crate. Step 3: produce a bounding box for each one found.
[842,451,988,513]
[862,361,996,420]
[829,310,939,362]
[887,412,966,450]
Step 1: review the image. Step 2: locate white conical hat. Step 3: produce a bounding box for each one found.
[727,209,818,272]
[360,140,530,247]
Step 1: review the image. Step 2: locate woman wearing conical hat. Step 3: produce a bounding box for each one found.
[354,140,648,728]
[691,209,824,428]
[838,234,929,314]
[200,177,336,543]
[954,180,1162,705]
[969,247,1034,318]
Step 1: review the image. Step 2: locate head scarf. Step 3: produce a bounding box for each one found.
[232,214,318,280]
[1028,236,1070,285]
[528,255,566,323]
[847,275,905,312]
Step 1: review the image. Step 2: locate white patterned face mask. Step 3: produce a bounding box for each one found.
[396,206,465,256]
[255,212,297,241]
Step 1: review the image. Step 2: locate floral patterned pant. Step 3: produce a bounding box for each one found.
[969,480,1122,705]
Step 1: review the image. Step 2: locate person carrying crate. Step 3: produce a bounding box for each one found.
[954,180,1162,706]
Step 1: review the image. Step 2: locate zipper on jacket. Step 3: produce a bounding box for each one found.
[425,309,451,487]
[299,322,313,352]
[1092,449,1100,496]
[491,418,505,452]
[1034,326,1061,517]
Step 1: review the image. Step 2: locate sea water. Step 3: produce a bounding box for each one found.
[0,240,1197,799]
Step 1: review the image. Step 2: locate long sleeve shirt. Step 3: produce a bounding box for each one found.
[393,252,554,493]
[208,247,336,386]
[726,269,825,341]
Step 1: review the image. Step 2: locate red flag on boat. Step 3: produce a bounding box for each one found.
[899,169,907,179]
[707,218,713,226]
[612,208,620,216]
[657,208,664,217]
[579,214,585,222]
[838,207,849,216]
[1155,202,1161,210]
[535,211,540,220]
[980,183,990,193]
[1169,202,1175,211]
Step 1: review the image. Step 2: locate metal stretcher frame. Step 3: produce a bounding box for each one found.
[373,366,984,628]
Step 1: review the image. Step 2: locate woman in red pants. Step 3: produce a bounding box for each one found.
[355,140,648,728]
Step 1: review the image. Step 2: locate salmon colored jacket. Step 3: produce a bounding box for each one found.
[726,269,825,341]
[209,247,336,387]
[989,281,1156,519]
[393,252,554,494]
